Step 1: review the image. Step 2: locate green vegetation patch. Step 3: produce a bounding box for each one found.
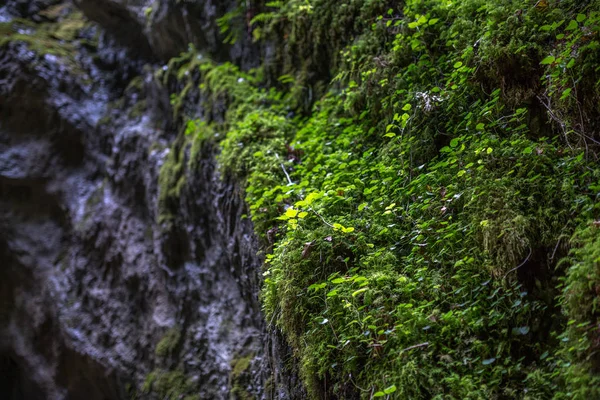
[142,369,199,400]
[229,354,256,400]
[160,0,600,398]
[155,327,182,357]
[0,5,88,60]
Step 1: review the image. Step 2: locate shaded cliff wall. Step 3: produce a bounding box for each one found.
[0,0,303,398]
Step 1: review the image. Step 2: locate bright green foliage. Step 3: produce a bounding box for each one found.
[161,0,600,398]
[219,110,292,179]
[555,224,600,399]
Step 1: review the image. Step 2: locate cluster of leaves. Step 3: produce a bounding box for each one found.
[538,6,600,149]
[554,224,600,398]
[161,0,600,398]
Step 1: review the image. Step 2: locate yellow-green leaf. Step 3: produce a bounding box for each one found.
[541,55,555,65]
[285,208,298,218]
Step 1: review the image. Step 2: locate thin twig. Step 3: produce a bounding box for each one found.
[503,247,533,280]
[348,374,371,393]
[310,207,335,229]
[400,342,430,353]
[275,154,293,185]
[550,236,562,261]
[537,95,573,150]
[280,163,293,185]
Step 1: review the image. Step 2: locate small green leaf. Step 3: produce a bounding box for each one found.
[352,288,368,297]
[402,103,412,111]
[540,56,555,65]
[566,58,576,69]
[486,147,493,154]
[307,282,327,291]
[566,20,578,30]
[373,392,385,398]
[522,147,533,155]
[450,138,459,148]
[576,13,586,23]
[428,18,439,25]
[304,192,321,205]
[476,123,485,131]
[358,203,368,211]
[384,385,397,394]
[285,208,298,218]
[298,211,309,219]
[561,88,572,100]
[453,61,463,69]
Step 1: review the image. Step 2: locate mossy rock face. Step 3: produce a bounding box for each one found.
[157,143,187,225]
[157,0,600,398]
[0,3,89,60]
[229,354,256,400]
[557,224,600,399]
[155,327,181,358]
[143,369,200,400]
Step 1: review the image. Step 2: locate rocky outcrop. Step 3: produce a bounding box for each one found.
[73,0,259,67]
[0,1,302,399]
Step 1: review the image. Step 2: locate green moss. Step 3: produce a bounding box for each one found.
[231,354,253,379]
[0,6,89,69]
[218,109,291,180]
[155,327,181,358]
[142,371,157,393]
[128,100,148,119]
[554,224,600,399]
[97,115,112,127]
[39,3,71,21]
[229,354,255,400]
[157,0,600,397]
[143,369,199,400]
[51,13,86,41]
[126,76,145,93]
[157,144,187,224]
